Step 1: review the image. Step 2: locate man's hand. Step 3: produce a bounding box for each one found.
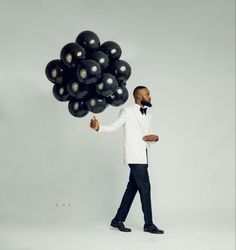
[90,115,100,131]
[143,134,159,142]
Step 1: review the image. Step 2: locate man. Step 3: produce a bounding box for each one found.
[90,86,164,234]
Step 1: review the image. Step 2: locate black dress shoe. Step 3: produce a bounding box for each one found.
[110,219,131,232]
[144,224,164,234]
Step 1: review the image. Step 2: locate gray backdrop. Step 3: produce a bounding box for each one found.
[0,0,235,243]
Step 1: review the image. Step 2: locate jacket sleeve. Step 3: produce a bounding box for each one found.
[97,108,126,133]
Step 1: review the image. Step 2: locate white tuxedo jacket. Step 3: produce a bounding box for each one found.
[98,103,157,165]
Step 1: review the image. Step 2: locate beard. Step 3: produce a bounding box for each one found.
[141,99,152,107]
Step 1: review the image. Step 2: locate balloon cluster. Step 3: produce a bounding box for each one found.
[45,31,131,118]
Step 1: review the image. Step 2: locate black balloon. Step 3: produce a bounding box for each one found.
[118,80,127,86]
[52,84,70,102]
[46,30,131,118]
[112,60,131,81]
[45,59,68,84]
[95,73,118,97]
[75,30,100,52]
[76,59,101,85]
[90,51,109,71]
[100,41,122,60]
[106,85,129,106]
[66,80,90,99]
[86,96,107,113]
[68,99,89,117]
[60,42,85,68]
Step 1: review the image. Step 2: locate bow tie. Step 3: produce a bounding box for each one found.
[140,107,147,115]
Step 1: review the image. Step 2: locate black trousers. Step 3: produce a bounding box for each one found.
[114,163,153,225]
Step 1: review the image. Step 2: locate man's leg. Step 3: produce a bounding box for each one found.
[129,164,153,225]
[114,168,138,222]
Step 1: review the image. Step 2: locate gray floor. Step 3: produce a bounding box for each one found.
[0,215,234,250]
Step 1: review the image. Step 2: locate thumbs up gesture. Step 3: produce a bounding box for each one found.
[90,115,100,131]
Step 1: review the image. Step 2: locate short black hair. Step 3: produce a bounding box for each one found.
[133,86,147,98]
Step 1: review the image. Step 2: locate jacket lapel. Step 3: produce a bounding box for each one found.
[133,105,151,134]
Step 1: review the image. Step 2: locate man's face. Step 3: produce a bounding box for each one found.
[140,88,152,107]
